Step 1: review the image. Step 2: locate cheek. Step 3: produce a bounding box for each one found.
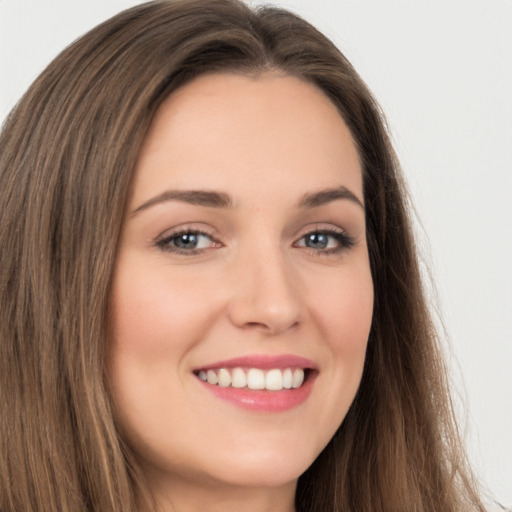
[107,261,213,458]
[109,261,219,360]
[312,264,374,352]
[106,260,223,434]
[307,264,373,422]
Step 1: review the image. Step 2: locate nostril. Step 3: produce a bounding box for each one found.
[241,320,301,335]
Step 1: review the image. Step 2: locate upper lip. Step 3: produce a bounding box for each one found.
[193,354,317,372]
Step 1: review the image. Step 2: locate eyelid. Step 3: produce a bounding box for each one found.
[154,224,222,254]
[293,224,356,255]
[152,222,357,257]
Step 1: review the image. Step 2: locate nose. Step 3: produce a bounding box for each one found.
[227,246,306,335]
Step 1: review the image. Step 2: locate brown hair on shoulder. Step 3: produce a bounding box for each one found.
[0,1,486,510]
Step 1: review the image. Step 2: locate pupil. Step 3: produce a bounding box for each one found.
[176,233,197,248]
[307,233,328,249]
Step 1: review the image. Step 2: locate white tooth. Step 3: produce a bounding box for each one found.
[247,368,265,390]
[206,369,218,385]
[292,368,304,388]
[217,368,231,387]
[231,367,247,388]
[265,369,283,391]
[283,368,293,389]
[198,370,207,382]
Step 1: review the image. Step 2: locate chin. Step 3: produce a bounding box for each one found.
[197,442,319,489]
[140,439,318,491]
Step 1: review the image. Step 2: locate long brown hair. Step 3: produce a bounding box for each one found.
[0,1,486,510]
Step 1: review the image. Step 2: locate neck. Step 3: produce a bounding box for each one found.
[146,471,297,512]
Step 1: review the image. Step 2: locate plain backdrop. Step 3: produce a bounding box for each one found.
[1,0,511,505]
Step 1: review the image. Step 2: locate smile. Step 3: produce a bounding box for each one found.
[196,367,306,391]
[193,355,317,412]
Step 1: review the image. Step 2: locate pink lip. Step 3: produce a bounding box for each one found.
[193,354,317,413]
[193,354,316,371]
[198,374,316,412]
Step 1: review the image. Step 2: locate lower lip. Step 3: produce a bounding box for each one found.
[197,373,316,412]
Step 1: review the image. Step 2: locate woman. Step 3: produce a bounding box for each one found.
[0,0,489,511]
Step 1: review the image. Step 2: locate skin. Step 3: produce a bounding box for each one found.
[108,72,374,512]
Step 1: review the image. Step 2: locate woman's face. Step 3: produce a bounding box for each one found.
[109,73,373,497]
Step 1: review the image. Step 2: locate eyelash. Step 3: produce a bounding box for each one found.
[155,228,220,256]
[155,227,356,256]
[294,228,356,255]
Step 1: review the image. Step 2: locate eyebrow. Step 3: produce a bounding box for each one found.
[299,186,364,209]
[131,185,363,216]
[131,189,233,216]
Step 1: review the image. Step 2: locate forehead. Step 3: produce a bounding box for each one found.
[131,72,363,207]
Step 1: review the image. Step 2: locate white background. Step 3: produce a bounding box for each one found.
[1,0,510,505]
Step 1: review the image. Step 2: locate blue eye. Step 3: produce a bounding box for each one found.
[303,232,331,249]
[155,228,354,256]
[173,232,205,249]
[296,230,355,254]
[156,230,218,253]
